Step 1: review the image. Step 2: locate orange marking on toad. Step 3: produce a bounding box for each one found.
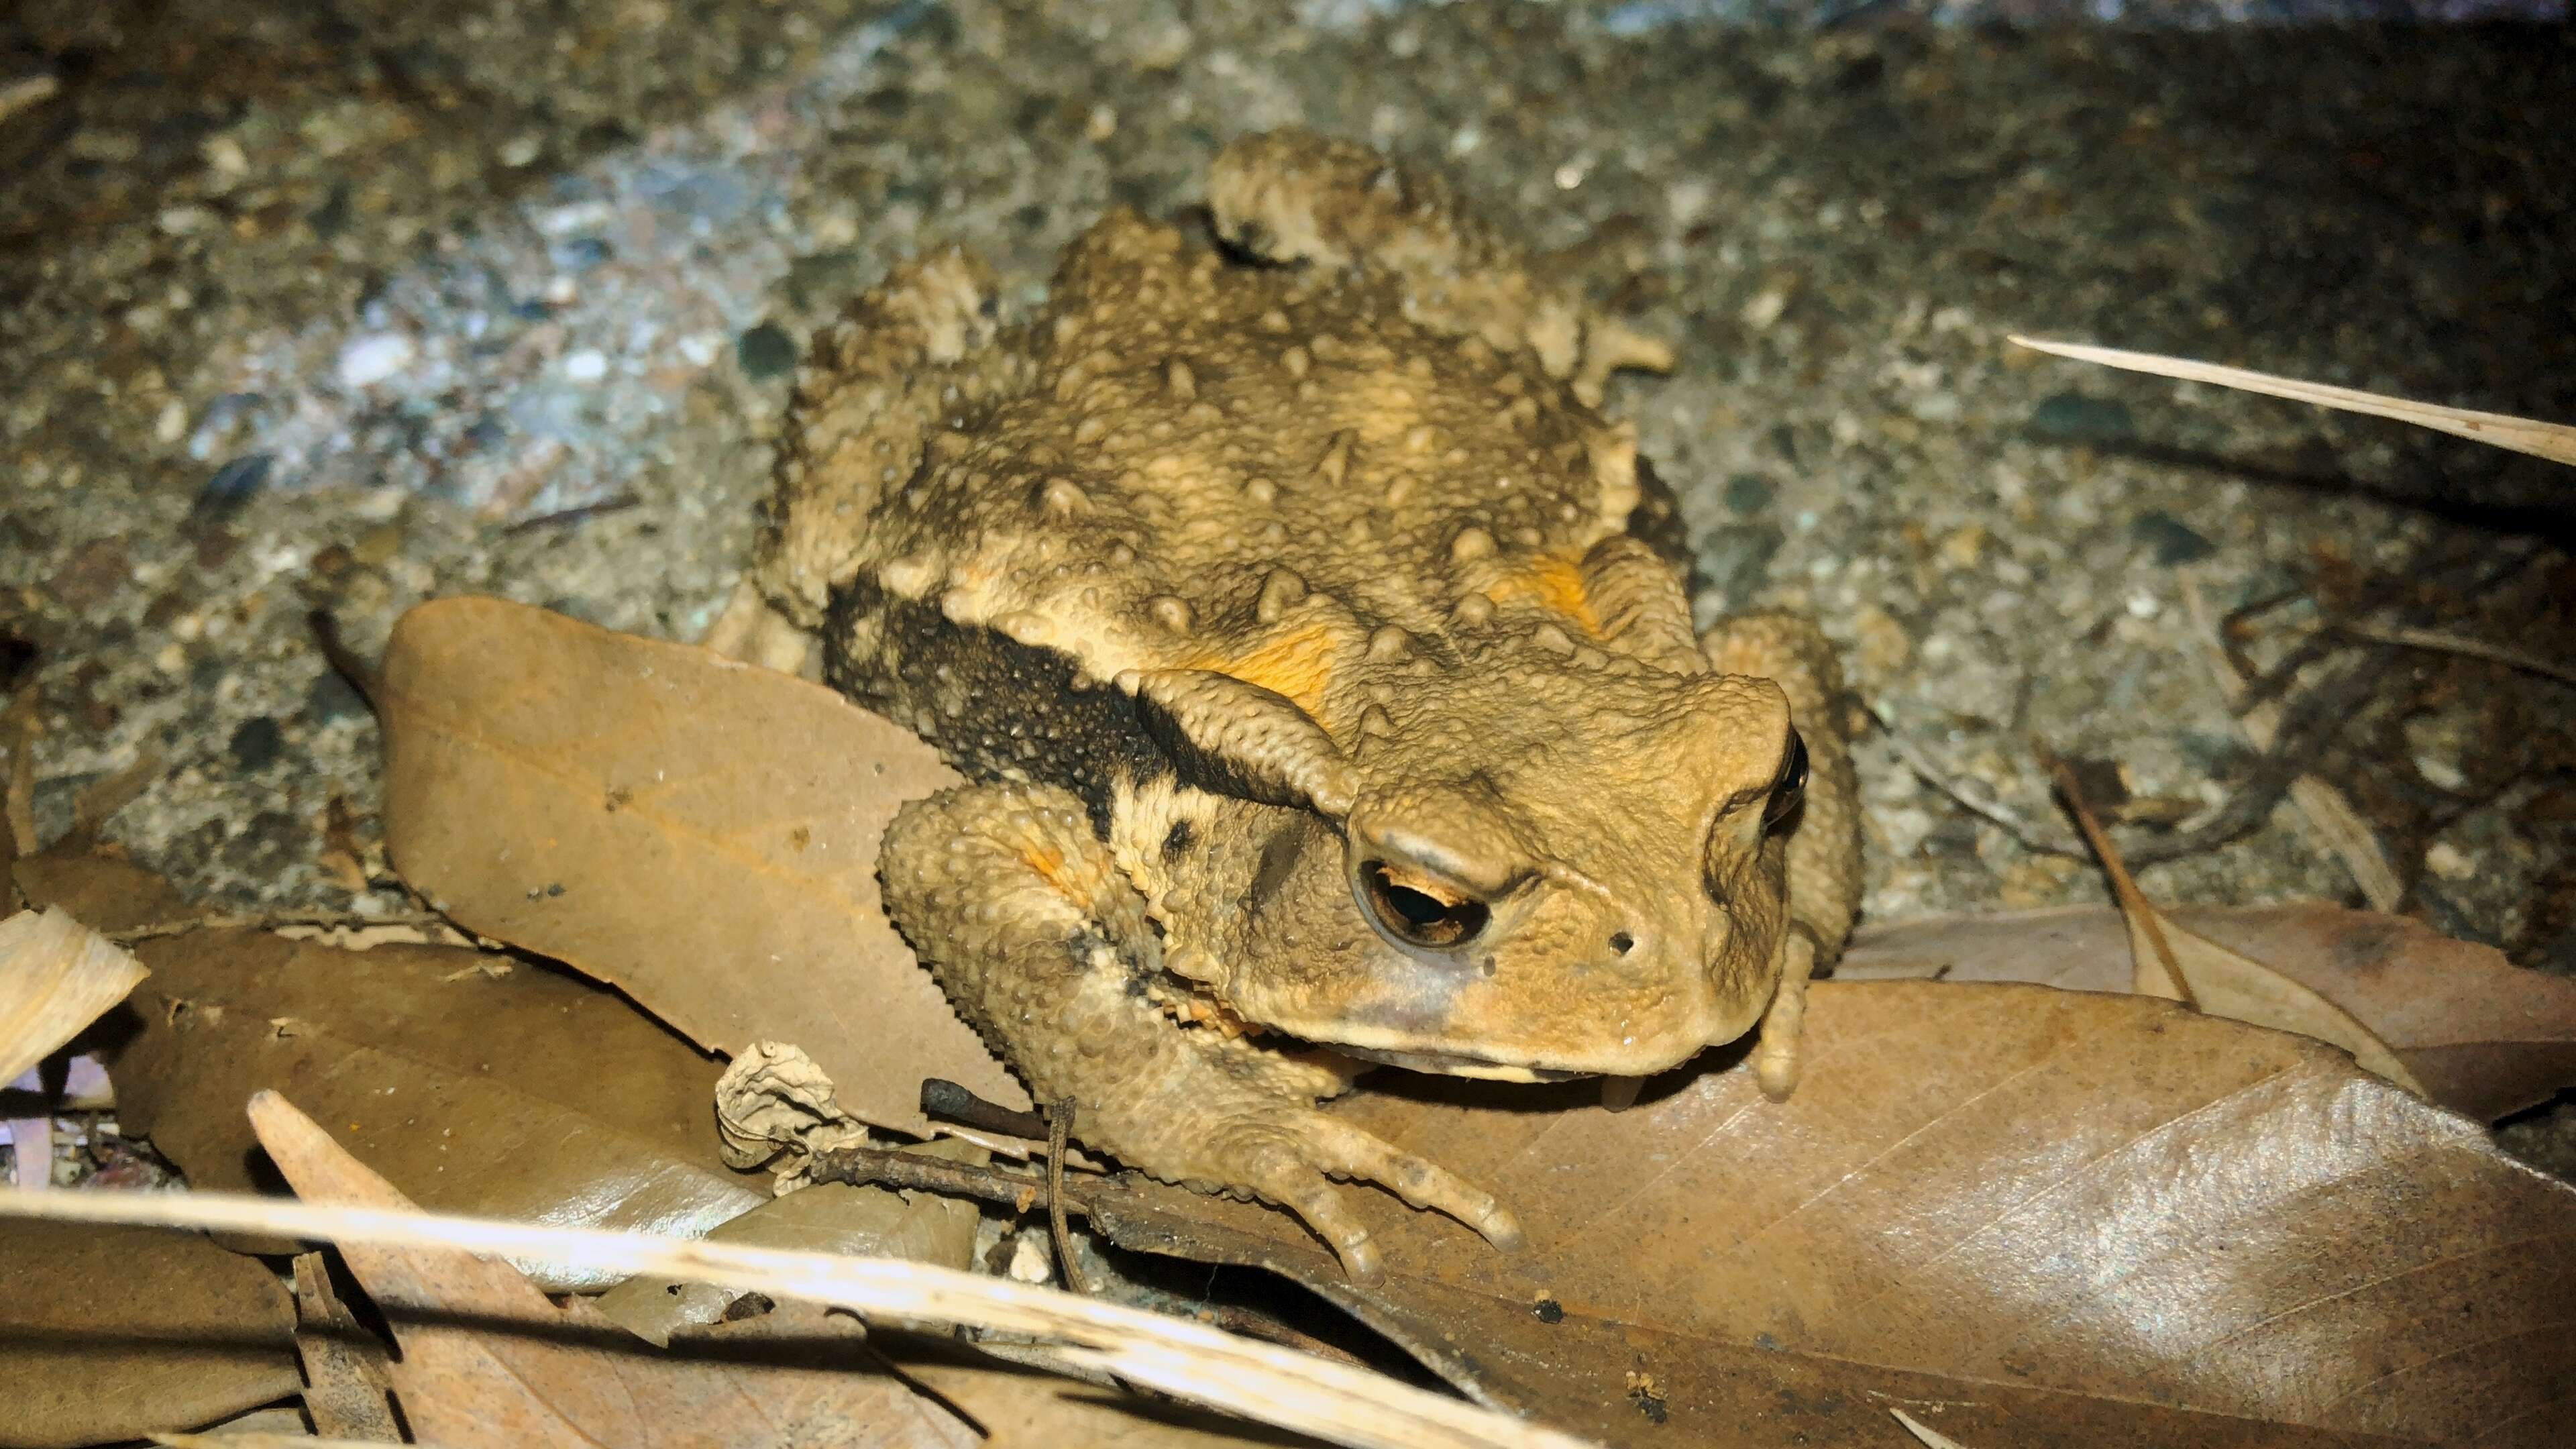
[1187,621,1337,723]
[1484,548,1601,636]
[1018,843,1076,896]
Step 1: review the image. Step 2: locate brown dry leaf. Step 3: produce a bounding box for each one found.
[1840,903,2576,1121]
[10,848,198,933]
[245,1093,1303,1449]
[1085,981,2576,1448]
[0,904,147,1086]
[377,596,1023,1136]
[0,1218,298,1448]
[290,1250,401,1441]
[24,856,765,1289]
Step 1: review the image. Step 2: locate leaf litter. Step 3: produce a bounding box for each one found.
[1839,902,2576,1122]
[7,584,2576,1446]
[9,851,766,1290]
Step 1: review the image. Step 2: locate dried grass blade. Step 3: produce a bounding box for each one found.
[0,1179,1598,1449]
[2008,335,2576,467]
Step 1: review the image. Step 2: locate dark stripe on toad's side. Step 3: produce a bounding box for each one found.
[822,574,1172,833]
[1624,454,1692,572]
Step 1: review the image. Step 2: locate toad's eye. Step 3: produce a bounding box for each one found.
[1762,730,1809,833]
[1357,860,1491,950]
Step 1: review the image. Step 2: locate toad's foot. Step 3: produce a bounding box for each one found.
[880,780,1517,1281]
[1150,1079,1524,1283]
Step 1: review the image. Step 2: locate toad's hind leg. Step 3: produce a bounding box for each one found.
[1701,610,1862,1098]
[1206,130,1670,405]
[881,782,1520,1282]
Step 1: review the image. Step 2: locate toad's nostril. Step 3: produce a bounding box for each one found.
[1609,930,1635,955]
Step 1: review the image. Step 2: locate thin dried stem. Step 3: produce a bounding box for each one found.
[0,1187,1597,1449]
[2008,335,2576,467]
[2038,744,2195,1009]
[2337,621,2576,690]
[1046,1099,1091,1296]
[1870,710,2084,857]
[2178,574,2405,911]
[108,909,452,946]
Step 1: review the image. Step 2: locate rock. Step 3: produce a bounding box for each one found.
[2026,390,2135,444]
[46,539,131,610]
[737,323,798,382]
[335,333,415,389]
[2130,510,2215,565]
[1723,472,1776,514]
[1694,523,1782,610]
[193,454,274,527]
[1852,604,1913,678]
[228,717,284,773]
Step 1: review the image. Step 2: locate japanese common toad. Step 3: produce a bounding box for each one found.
[709,130,1861,1281]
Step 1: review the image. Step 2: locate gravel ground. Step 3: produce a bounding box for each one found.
[5,2,2573,1113]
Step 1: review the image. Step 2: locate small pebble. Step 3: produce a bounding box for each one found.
[1852,605,1912,676]
[2026,392,2135,444]
[229,717,284,772]
[563,348,610,382]
[737,323,798,381]
[2426,842,2476,880]
[201,133,249,176]
[2131,511,2216,565]
[336,333,415,389]
[305,670,370,726]
[1723,473,1775,514]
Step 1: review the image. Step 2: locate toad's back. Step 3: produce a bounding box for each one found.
[765,207,1688,798]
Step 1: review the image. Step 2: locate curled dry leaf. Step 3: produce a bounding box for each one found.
[0,905,148,1087]
[0,1219,297,1449]
[715,1040,873,1171]
[1840,903,2576,1121]
[378,596,1024,1137]
[18,853,763,1291]
[1085,981,2576,1448]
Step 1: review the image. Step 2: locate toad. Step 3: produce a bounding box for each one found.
[710,131,1860,1280]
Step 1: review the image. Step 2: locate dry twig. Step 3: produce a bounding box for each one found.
[2334,621,2576,691]
[2179,574,2405,910]
[107,908,453,947]
[1046,1098,1091,1296]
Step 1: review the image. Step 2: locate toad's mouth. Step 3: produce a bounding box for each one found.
[1333,1044,1588,1083]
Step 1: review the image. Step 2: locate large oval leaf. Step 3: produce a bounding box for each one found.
[1089,981,2576,1447]
[378,596,1022,1137]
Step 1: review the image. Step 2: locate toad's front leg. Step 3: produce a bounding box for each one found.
[879,781,1521,1281]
